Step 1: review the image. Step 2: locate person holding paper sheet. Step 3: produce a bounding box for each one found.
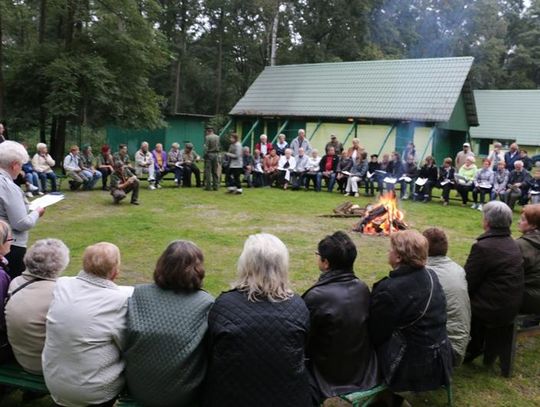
[472,159,495,211]
[492,161,509,202]
[336,150,353,193]
[400,155,419,200]
[277,148,296,190]
[437,158,456,206]
[414,156,438,202]
[344,152,368,197]
[365,154,381,196]
[0,141,45,279]
[456,156,477,206]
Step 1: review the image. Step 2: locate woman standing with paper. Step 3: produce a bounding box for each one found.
[0,141,45,279]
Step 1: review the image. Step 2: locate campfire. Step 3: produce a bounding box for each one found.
[353,192,408,235]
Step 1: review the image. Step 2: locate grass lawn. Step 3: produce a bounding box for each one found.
[4,184,539,406]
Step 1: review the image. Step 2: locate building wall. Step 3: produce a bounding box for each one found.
[413,127,434,162]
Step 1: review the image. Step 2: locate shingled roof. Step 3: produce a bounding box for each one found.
[470,90,540,146]
[230,57,478,125]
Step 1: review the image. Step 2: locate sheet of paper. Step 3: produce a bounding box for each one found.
[28,194,65,211]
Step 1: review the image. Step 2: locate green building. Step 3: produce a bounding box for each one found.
[227,57,478,164]
[470,90,540,157]
[106,113,212,155]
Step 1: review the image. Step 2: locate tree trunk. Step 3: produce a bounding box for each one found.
[173,59,181,114]
[214,8,224,114]
[0,0,5,119]
[270,3,280,66]
[38,0,48,143]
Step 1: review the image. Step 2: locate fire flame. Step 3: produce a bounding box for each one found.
[362,192,407,235]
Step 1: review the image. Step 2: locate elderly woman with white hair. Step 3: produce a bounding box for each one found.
[204,234,311,407]
[31,142,58,193]
[0,141,45,279]
[5,238,69,374]
[464,201,524,376]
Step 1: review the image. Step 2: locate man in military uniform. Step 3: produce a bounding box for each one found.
[181,143,202,187]
[113,144,135,173]
[80,144,102,190]
[110,161,140,205]
[203,126,221,190]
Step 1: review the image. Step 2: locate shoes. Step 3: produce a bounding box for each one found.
[471,203,478,209]
[28,184,39,192]
[25,192,33,199]
[148,185,156,190]
[423,198,429,203]
[156,184,162,189]
[37,192,44,196]
[354,192,359,198]
[443,201,448,206]
[477,204,483,211]
[130,201,140,205]
[402,194,409,200]
[343,192,349,196]
[227,186,237,193]
[235,189,243,195]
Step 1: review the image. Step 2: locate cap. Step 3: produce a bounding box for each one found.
[463,143,470,147]
[185,142,193,149]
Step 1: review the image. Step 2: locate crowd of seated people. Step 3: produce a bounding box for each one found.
[0,201,537,406]
[7,135,540,212]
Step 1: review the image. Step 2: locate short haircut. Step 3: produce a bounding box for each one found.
[119,144,127,150]
[24,239,70,279]
[422,228,448,257]
[360,151,368,160]
[171,142,180,149]
[0,141,29,169]
[0,220,11,244]
[522,204,540,229]
[514,160,523,168]
[234,233,293,302]
[82,242,121,279]
[36,143,47,151]
[318,231,357,271]
[390,230,428,268]
[483,158,491,165]
[483,201,513,229]
[69,145,79,152]
[230,133,239,142]
[153,240,205,291]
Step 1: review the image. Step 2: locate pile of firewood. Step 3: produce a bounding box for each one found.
[332,201,366,217]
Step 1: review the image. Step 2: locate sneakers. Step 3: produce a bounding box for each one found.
[234,189,243,195]
[130,201,140,205]
[25,192,34,199]
[28,184,39,192]
[156,184,162,189]
[148,184,156,190]
[37,192,44,196]
[227,186,237,193]
[477,204,483,211]
[354,192,359,198]
[443,201,449,206]
[471,203,478,209]
[402,194,409,200]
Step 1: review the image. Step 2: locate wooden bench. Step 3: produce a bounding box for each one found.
[0,362,48,394]
[507,314,540,377]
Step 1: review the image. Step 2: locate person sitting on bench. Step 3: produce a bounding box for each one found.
[517,204,540,315]
[303,231,379,406]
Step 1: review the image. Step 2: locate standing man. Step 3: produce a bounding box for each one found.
[203,126,221,191]
[324,134,343,155]
[290,129,312,157]
[504,143,520,171]
[455,143,475,170]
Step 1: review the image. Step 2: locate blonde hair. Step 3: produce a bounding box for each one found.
[390,230,428,268]
[83,242,121,279]
[234,234,293,302]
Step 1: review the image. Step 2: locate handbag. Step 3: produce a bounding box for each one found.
[383,269,434,382]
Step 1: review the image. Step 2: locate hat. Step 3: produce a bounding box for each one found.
[185,142,193,149]
[463,143,470,147]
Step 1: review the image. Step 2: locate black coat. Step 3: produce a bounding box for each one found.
[318,155,339,173]
[204,289,311,407]
[369,266,452,392]
[419,164,438,182]
[465,228,524,325]
[302,269,379,398]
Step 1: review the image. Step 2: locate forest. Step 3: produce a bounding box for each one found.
[0,0,539,159]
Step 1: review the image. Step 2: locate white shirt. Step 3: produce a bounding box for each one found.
[63,153,81,172]
[43,271,129,406]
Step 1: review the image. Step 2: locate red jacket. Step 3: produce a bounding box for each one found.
[255,142,274,156]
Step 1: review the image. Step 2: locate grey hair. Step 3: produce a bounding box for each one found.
[483,201,513,229]
[234,233,293,302]
[0,141,29,169]
[141,141,149,147]
[36,143,47,151]
[260,134,267,141]
[514,160,523,168]
[24,239,70,279]
[243,146,250,152]
[0,220,11,244]
[171,142,180,149]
